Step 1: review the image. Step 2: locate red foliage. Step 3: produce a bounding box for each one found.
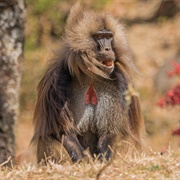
[156,98,166,108]
[157,61,180,108]
[156,84,180,107]
[156,61,180,136]
[172,128,180,136]
[167,61,180,77]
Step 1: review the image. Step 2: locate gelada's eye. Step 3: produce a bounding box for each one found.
[96,34,103,39]
[106,34,113,39]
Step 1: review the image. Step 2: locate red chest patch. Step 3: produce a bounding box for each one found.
[84,83,97,105]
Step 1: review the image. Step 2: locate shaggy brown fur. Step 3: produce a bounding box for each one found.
[31,3,144,163]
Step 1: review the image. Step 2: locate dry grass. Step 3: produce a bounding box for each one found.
[0,149,180,180]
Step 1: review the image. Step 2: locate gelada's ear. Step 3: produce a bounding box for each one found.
[66,2,84,29]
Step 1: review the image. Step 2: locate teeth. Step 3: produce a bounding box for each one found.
[99,60,114,67]
[104,60,113,67]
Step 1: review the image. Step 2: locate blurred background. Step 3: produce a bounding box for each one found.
[16,0,180,164]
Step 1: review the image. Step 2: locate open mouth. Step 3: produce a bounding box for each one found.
[100,60,114,67]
